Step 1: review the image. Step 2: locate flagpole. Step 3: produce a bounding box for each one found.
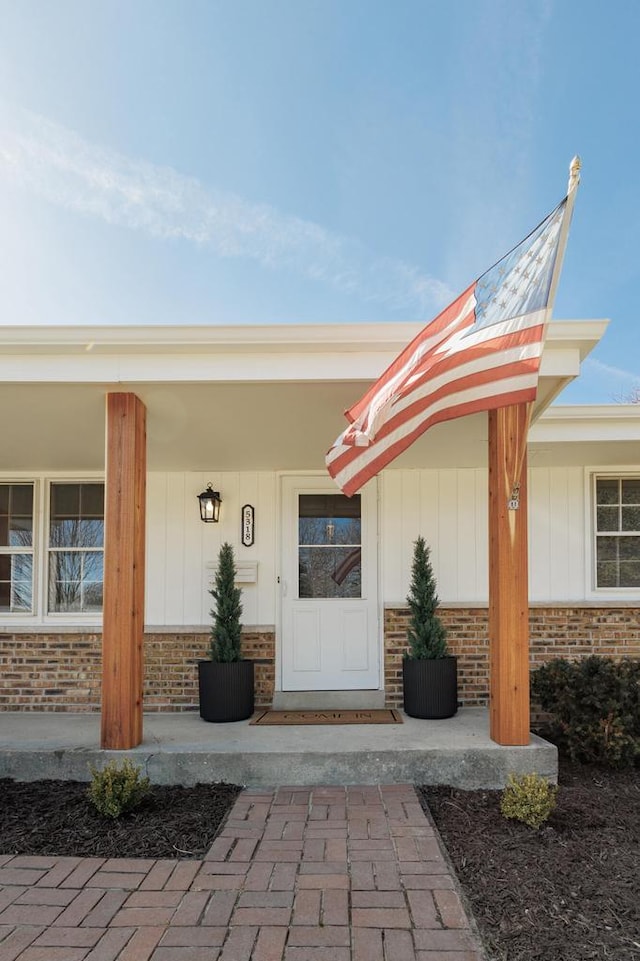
[507,157,581,501]
[546,155,581,313]
[489,160,581,746]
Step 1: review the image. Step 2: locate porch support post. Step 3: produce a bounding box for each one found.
[101,392,147,750]
[488,404,530,746]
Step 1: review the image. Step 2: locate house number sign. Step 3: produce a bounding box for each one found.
[241,504,255,546]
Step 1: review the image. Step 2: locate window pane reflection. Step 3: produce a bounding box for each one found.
[48,484,105,613]
[0,484,33,548]
[299,546,362,598]
[0,553,32,612]
[595,477,640,588]
[50,484,104,548]
[298,494,362,598]
[596,535,640,587]
[0,484,34,612]
[48,550,104,612]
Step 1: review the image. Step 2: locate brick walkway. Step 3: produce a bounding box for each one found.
[0,784,483,960]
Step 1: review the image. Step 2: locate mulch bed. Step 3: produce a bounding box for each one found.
[0,780,242,860]
[2,763,639,961]
[420,761,640,961]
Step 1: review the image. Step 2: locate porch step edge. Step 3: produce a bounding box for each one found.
[272,690,386,710]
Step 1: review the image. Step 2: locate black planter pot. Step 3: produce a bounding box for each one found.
[402,656,458,719]
[198,659,254,722]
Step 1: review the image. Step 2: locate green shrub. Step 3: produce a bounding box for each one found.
[405,536,448,659]
[209,542,243,662]
[500,773,558,829]
[531,656,640,768]
[87,759,151,818]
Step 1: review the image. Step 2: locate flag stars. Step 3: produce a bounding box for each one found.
[327,195,568,495]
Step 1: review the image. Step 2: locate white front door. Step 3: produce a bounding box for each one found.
[280,475,379,691]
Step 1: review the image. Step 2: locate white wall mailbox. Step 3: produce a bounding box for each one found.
[206,560,258,584]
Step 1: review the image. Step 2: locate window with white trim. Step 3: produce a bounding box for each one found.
[48,483,105,613]
[0,483,34,613]
[594,477,640,588]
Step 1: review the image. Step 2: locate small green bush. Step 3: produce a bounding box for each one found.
[405,536,448,659]
[500,773,558,829]
[87,759,151,818]
[209,542,243,662]
[531,656,640,768]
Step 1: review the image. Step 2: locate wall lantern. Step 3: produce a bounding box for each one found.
[197,484,222,523]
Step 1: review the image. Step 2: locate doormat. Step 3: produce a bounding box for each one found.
[250,709,403,725]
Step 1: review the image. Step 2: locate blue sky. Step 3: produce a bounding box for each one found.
[0,0,638,403]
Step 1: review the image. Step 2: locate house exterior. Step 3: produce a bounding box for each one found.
[1,320,639,741]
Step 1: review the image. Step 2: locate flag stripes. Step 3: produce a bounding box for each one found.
[326,195,572,496]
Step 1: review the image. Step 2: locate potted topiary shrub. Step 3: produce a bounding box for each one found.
[402,536,458,719]
[198,542,254,722]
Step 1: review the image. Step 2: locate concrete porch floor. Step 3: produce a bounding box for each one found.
[0,708,557,789]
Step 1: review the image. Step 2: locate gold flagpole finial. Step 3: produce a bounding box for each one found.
[568,156,581,193]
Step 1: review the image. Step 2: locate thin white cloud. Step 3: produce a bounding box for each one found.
[584,358,639,385]
[0,106,452,316]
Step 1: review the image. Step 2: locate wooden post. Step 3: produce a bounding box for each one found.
[101,393,147,750]
[488,404,530,745]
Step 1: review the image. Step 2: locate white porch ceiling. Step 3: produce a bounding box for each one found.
[2,318,634,473]
[0,381,486,471]
[1,381,638,473]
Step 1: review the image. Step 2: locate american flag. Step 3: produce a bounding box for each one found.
[326,197,570,496]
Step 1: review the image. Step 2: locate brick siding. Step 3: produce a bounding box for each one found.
[384,606,640,709]
[1,609,638,714]
[0,630,275,712]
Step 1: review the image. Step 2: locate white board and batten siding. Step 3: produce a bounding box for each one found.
[145,471,277,627]
[380,469,489,605]
[380,467,588,605]
[145,466,593,626]
[528,467,586,601]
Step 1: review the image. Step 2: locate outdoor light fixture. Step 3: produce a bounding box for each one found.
[197,484,222,523]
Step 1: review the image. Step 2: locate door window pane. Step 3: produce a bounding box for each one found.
[299,546,362,598]
[298,494,361,598]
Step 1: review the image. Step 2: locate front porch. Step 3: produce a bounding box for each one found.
[0,708,556,789]
[2,320,626,758]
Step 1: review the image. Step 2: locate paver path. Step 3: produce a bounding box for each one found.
[0,784,483,960]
